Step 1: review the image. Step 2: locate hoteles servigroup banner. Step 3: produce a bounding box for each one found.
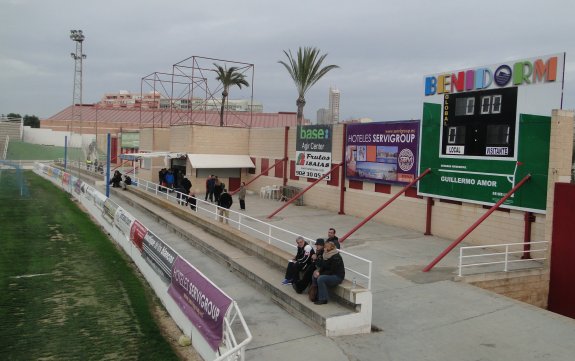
[295,125,333,180]
[168,257,232,351]
[346,121,420,184]
[418,53,565,213]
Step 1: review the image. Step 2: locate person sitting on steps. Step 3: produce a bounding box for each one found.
[282,236,313,285]
[310,240,345,305]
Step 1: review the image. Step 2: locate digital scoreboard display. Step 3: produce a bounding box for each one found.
[442,87,517,158]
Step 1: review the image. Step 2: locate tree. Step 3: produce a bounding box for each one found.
[213,64,250,127]
[6,113,21,120]
[24,115,40,128]
[278,47,339,125]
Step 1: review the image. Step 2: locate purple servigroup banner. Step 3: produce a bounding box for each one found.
[346,120,420,184]
[168,257,233,351]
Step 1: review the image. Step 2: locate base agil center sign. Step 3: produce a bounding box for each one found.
[418,53,565,213]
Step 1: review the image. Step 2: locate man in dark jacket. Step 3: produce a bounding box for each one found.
[217,188,233,224]
[327,227,341,249]
[311,240,345,305]
[293,238,323,293]
[282,236,314,286]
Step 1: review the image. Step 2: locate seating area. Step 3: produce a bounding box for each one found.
[260,184,304,205]
[116,184,372,336]
[259,185,281,200]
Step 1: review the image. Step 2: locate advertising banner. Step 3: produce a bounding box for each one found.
[168,257,232,351]
[93,192,107,211]
[346,121,419,184]
[295,125,333,180]
[419,53,564,212]
[142,231,177,282]
[129,219,147,251]
[121,132,140,148]
[114,207,135,237]
[102,199,118,224]
[74,178,83,195]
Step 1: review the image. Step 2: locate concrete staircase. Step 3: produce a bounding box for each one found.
[111,185,373,336]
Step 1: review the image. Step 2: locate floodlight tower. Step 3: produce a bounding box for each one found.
[70,30,86,142]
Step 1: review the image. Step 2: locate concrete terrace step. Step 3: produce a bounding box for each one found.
[110,185,372,336]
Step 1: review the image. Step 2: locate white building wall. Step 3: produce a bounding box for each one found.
[23,126,94,147]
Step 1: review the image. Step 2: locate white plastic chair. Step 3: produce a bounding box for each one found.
[260,186,271,199]
[270,185,281,200]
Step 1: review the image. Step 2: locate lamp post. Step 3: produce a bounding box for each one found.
[70,30,86,167]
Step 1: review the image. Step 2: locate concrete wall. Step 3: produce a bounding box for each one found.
[23,126,94,147]
[130,112,573,252]
[465,270,550,308]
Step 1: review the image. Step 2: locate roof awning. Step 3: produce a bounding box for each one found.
[119,152,186,160]
[187,154,255,169]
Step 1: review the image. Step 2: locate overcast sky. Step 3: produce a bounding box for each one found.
[1,0,575,122]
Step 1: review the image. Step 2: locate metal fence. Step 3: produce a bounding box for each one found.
[458,241,549,276]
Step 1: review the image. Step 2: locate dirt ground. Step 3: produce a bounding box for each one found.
[153,305,202,361]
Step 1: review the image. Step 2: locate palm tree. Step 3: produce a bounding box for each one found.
[278,46,339,125]
[213,64,250,127]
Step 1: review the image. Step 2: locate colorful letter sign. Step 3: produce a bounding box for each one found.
[419,53,565,213]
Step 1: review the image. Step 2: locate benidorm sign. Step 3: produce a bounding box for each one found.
[424,55,559,96]
[418,53,565,213]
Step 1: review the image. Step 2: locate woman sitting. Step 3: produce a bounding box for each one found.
[311,240,345,305]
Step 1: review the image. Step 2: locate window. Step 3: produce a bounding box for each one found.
[447,126,466,144]
[455,97,475,116]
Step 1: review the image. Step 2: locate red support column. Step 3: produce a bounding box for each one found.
[230,158,286,195]
[339,123,347,215]
[522,212,535,259]
[283,126,289,187]
[425,197,434,235]
[338,168,431,244]
[267,162,343,219]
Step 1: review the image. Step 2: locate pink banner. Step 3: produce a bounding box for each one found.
[168,257,232,351]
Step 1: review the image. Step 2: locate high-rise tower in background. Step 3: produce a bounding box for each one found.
[317,108,330,124]
[329,86,340,123]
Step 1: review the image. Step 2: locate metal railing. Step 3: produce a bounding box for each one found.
[458,241,549,276]
[132,176,374,290]
[217,301,252,361]
[52,160,374,290]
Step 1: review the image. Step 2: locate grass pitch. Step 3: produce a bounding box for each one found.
[0,170,179,360]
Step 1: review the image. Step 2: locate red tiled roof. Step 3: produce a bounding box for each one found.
[45,105,300,128]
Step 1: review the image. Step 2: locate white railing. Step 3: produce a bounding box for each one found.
[132,176,373,290]
[2,135,9,159]
[216,301,252,361]
[458,241,549,276]
[53,160,374,290]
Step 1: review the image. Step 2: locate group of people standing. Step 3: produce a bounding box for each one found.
[282,228,344,305]
[204,175,226,203]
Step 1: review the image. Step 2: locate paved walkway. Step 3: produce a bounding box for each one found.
[107,187,575,361]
